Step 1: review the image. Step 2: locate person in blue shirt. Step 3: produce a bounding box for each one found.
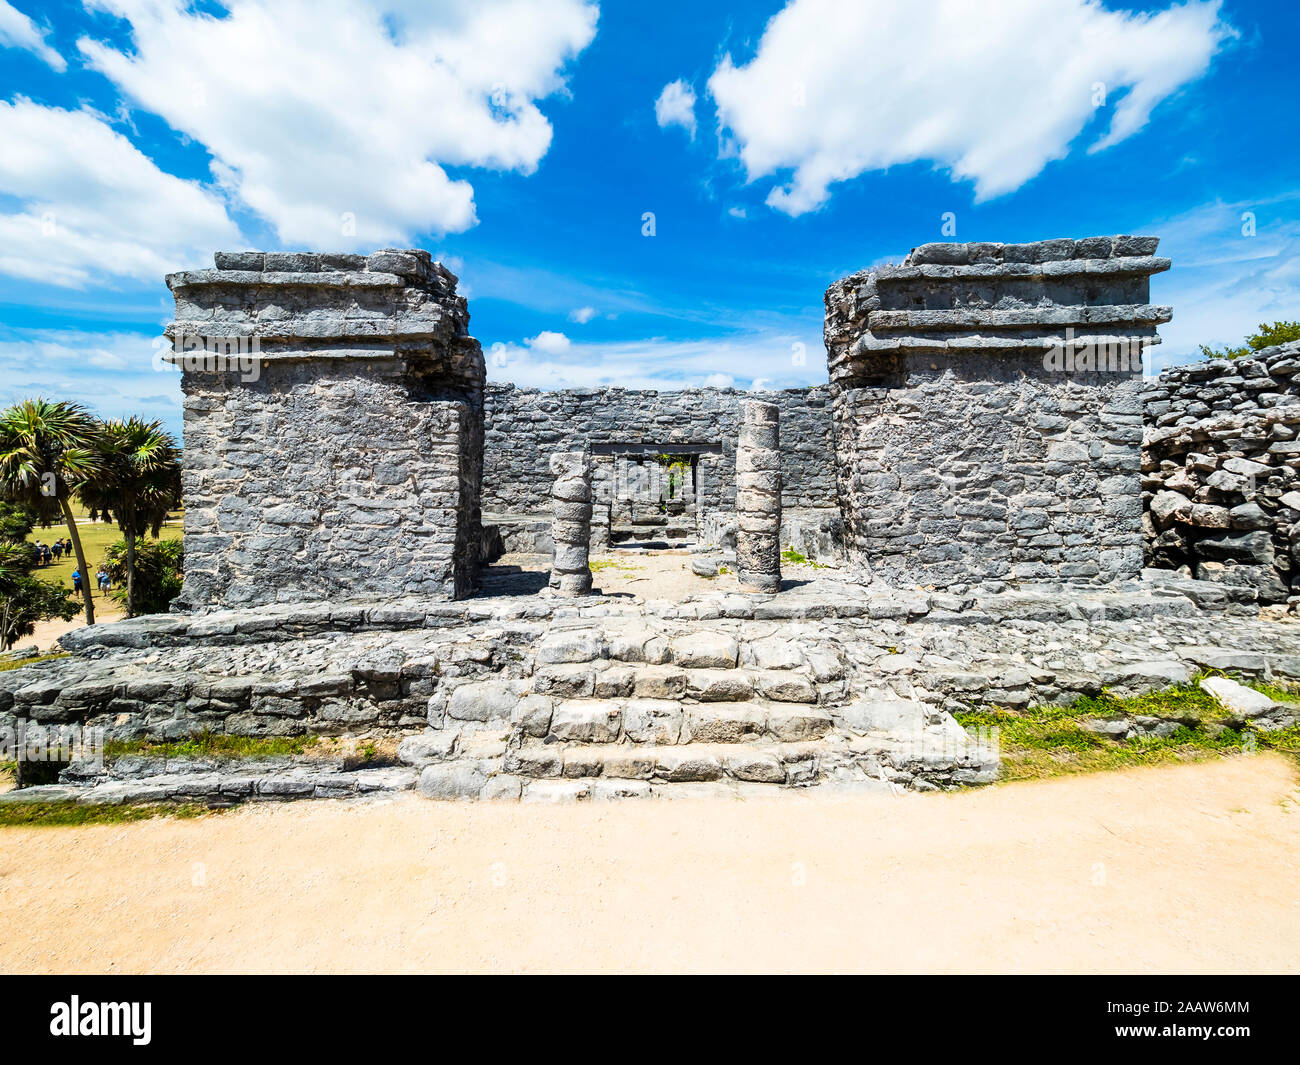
[71,570,82,593]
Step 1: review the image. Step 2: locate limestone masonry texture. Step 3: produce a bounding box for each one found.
[550,450,594,596]
[736,400,782,592]
[165,250,485,609]
[1142,339,1300,603]
[15,236,1300,807]
[824,236,1170,588]
[482,384,836,514]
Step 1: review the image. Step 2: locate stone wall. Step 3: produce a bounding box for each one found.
[1142,340,1300,603]
[824,236,1169,588]
[482,384,837,515]
[166,250,485,609]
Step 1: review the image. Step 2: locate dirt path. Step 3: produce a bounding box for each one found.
[2,756,1297,974]
[23,596,125,652]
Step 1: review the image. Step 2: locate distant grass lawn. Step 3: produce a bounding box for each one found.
[23,506,182,599]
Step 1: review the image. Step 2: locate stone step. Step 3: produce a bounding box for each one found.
[516,697,834,746]
[504,739,833,785]
[529,663,822,704]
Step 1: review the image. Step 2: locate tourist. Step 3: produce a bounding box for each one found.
[41,543,52,566]
[97,568,111,592]
[71,569,81,593]
[51,539,63,561]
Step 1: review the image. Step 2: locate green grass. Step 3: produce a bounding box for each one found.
[0,651,70,672]
[104,731,319,761]
[0,801,221,828]
[781,547,825,568]
[104,730,319,761]
[589,558,640,573]
[23,506,182,601]
[955,679,1300,783]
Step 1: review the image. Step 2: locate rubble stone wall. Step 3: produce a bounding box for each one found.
[166,250,485,609]
[1142,340,1300,603]
[482,384,837,515]
[824,236,1170,588]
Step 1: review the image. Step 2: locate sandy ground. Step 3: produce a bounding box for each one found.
[492,548,832,600]
[2,756,1298,974]
[23,595,125,652]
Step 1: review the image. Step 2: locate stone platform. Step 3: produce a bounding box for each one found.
[2,570,1298,805]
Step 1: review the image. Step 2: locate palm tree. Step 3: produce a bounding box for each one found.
[80,418,182,618]
[0,400,103,625]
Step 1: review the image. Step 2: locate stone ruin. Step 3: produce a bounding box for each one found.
[824,236,1169,587]
[162,236,1177,607]
[3,236,1299,807]
[164,250,484,609]
[1143,339,1300,604]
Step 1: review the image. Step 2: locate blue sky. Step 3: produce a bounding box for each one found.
[0,0,1297,438]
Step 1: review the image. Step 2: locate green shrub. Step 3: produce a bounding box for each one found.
[101,537,183,615]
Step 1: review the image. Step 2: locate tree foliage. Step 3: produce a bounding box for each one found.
[0,506,78,651]
[79,417,182,617]
[101,538,184,617]
[0,399,104,624]
[1199,320,1300,360]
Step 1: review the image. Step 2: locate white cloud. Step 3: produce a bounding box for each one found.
[0,1,66,70]
[1144,193,1300,371]
[655,78,697,138]
[727,206,746,219]
[77,0,599,247]
[488,331,823,390]
[526,330,572,354]
[569,305,597,323]
[0,99,241,287]
[707,0,1233,214]
[0,328,182,433]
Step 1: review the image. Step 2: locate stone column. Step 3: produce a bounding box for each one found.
[736,400,782,592]
[550,450,593,596]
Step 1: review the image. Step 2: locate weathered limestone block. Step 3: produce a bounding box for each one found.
[163,249,484,609]
[550,451,593,596]
[736,400,782,592]
[824,235,1169,587]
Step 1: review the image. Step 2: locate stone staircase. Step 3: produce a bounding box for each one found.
[405,624,1000,800]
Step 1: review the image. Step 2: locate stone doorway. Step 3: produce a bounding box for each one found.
[591,443,722,549]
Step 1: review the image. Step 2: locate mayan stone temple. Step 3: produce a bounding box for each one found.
[164,250,485,609]
[5,238,1300,807]
[824,236,1168,587]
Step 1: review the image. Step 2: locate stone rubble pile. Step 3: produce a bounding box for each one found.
[1142,340,1300,604]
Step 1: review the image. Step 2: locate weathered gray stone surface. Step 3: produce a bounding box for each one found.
[1141,340,1300,604]
[736,400,782,592]
[824,236,1168,588]
[165,250,484,609]
[549,451,593,596]
[482,384,836,516]
[0,570,1292,804]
